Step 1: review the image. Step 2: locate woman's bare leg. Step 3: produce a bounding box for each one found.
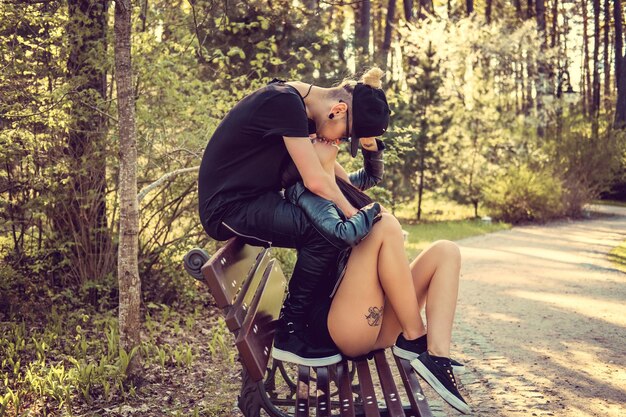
[328,213,425,357]
[373,240,462,358]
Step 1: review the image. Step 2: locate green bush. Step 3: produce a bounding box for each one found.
[484,165,564,224]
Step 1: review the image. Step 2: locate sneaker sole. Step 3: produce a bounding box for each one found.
[272,346,342,367]
[410,359,471,415]
[392,346,419,360]
[393,347,465,373]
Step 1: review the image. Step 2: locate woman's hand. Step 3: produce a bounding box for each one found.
[360,137,378,151]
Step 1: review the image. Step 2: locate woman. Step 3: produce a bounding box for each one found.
[281,69,471,414]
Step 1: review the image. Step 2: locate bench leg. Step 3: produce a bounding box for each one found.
[239,367,264,417]
[239,366,294,417]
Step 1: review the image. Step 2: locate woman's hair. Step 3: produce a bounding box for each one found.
[336,177,374,209]
[281,162,374,210]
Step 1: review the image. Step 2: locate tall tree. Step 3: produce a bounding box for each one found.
[582,0,591,115]
[514,0,523,19]
[615,0,626,128]
[591,0,601,133]
[466,0,474,16]
[381,0,397,69]
[56,0,112,285]
[486,0,493,23]
[536,0,548,137]
[357,0,371,66]
[115,0,142,376]
[403,0,413,22]
[527,0,535,19]
[603,0,611,102]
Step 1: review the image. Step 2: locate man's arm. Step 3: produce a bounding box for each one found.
[283,137,358,217]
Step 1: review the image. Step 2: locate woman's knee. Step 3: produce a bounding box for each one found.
[374,213,403,237]
[432,240,461,266]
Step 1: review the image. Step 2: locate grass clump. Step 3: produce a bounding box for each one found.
[608,239,626,274]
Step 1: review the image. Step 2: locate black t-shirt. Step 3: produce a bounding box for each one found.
[198,81,311,227]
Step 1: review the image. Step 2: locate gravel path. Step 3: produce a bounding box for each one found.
[443,205,626,417]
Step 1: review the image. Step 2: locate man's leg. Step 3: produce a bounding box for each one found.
[218,192,342,366]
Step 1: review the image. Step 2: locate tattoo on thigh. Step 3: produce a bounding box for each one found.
[365,306,383,327]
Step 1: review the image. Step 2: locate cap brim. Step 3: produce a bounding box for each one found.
[350,137,359,158]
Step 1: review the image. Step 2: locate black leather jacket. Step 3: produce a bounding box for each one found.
[284,140,385,297]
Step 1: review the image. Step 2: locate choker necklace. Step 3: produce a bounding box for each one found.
[302,83,314,99]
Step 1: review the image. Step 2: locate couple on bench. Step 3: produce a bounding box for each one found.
[198,67,471,415]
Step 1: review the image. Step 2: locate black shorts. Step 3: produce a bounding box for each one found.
[306,296,335,349]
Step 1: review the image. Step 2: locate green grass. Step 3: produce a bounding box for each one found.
[608,239,626,273]
[401,219,511,259]
[394,192,479,222]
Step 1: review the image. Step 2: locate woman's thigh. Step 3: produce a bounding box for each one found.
[327,222,387,357]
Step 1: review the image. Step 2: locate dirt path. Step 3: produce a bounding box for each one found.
[445,205,626,417]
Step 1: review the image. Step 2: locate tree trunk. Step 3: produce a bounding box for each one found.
[536,0,548,138]
[381,0,396,69]
[527,0,535,19]
[466,0,473,16]
[486,0,492,23]
[514,0,523,19]
[550,0,558,48]
[603,0,611,102]
[417,0,434,19]
[403,0,413,22]
[357,0,371,66]
[591,0,601,138]
[583,0,591,115]
[56,0,112,286]
[115,0,142,377]
[615,0,626,128]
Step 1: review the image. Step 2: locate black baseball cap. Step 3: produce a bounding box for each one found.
[350,82,391,157]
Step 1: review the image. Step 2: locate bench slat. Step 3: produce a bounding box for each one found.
[335,361,356,417]
[315,367,331,417]
[356,360,381,417]
[225,249,272,332]
[296,366,310,417]
[202,238,263,309]
[373,351,405,417]
[394,357,433,417]
[234,259,287,382]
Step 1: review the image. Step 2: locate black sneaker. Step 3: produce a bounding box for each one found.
[272,320,342,366]
[392,334,465,371]
[411,352,471,414]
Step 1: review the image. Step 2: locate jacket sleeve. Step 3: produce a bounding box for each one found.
[348,139,385,191]
[285,182,382,249]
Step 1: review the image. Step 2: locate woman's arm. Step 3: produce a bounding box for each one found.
[285,182,381,249]
[342,138,385,191]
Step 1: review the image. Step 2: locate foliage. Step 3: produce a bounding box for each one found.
[483,164,565,223]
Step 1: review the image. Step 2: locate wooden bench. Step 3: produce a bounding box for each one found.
[184,238,434,417]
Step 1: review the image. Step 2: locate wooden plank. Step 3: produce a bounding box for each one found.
[315,367,331,417]
[373,351,405,417]
[225,250,271,332]
[335,361,356,417]
[355,360,381,417]
[201,238,264,308]
[394,356,433,417]
[296,365,310,417]
[235,259,288,382]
